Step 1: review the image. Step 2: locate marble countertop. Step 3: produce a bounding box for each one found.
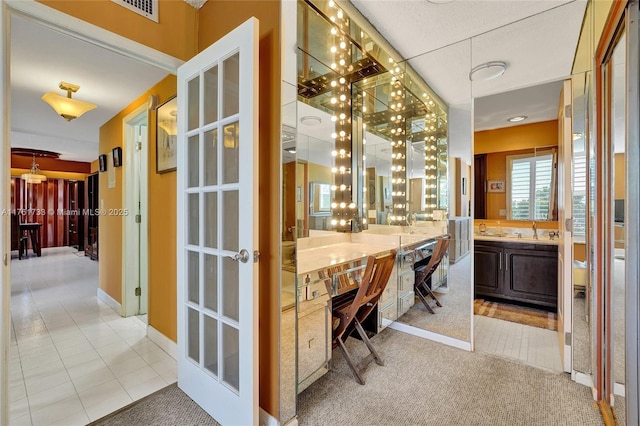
[474,234,559,245]
[297,242,396,275]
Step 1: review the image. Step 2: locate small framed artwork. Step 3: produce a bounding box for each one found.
[487,180,505,193]
[99,154,107,172]
[156,96,177,173]
[112,147,122,167]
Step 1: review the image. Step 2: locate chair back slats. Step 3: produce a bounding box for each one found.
[333,250,397,339]
[419,234,451,277]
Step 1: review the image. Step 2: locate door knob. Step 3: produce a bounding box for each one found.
[225,249,250,263]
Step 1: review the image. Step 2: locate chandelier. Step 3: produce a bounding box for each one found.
[21,155,47,184]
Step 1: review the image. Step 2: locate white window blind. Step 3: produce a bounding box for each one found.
[508,154,553,220]
[573,153,587,236]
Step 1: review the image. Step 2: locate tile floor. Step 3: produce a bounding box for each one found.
[474,314,564,372]
[9,247,177,426]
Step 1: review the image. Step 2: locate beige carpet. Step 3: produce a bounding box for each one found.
[474,298,557,331]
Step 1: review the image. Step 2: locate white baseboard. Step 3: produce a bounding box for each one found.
[147,325,177,360]
[614,382,625,397]
[389,321,472,351]
[573,371,594,390]
[97,288,121,314]
[259,408,280,426]
[282,416,299,426]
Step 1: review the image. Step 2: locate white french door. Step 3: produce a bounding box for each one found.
[557,78,573,372]
[176,17,259,426]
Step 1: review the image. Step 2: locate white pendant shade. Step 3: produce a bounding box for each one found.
[41,81,97,121]
[21,155,47,183]
[41,92,97,121]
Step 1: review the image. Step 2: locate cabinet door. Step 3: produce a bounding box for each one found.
[503,247,558,308]
[474,244,502,296]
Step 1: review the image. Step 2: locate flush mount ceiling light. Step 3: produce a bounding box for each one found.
[469,61,507,81]
[507,116,527,123]
[300,115,322,126]
[21,155,47,184]
[41,82,97,121]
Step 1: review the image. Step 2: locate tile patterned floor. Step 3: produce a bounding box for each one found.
[474,314,564,373]
[9,247,177,426]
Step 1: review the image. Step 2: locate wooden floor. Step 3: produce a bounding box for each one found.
[474,314,563,372]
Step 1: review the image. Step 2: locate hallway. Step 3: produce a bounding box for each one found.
[9,248,176,425]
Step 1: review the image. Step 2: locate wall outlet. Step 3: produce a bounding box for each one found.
[499,209,507,216]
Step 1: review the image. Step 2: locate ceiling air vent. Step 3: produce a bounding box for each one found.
[111,0,159,23]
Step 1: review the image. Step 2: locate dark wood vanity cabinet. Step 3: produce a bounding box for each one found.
[474,240,558,308]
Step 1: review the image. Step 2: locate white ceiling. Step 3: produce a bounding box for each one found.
[350,0,588,128]
[10,14,169,162]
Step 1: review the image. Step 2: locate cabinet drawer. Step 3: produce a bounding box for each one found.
[378,301,397,331]
[379,265,397,305]
[398,272,414,293]
[398,291,415,316]
[297,302,330,384]
[399,251,415,268]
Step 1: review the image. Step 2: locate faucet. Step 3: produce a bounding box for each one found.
[532,221,538,240]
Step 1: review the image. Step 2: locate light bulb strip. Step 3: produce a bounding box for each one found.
[389,70,407,225]
[328,2,354,232]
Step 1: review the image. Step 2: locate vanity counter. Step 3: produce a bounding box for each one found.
[474,234,559,245]
[297,242,397,275]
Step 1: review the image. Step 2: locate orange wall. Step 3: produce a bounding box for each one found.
[198,0,282,416]
[475,120,558,219]
[37,0,197,61]
[147,76,178,342]
[614,153,625,200]
[475,120,558,154]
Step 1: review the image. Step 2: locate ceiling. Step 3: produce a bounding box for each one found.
[350,0,588,130]
[10,14,169,163]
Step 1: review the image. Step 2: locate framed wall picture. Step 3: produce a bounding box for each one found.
[99,154,107,172]
[487,180,505,193]
[112,147,122,167]
[156,96,177,173]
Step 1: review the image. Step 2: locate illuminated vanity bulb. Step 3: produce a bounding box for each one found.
[331,98,337,104]
[339,149,346,155]
[340,94,346,101]
[331,203,338,208]
[340,41,346,49]
[339,59,345,66]
[331,63,337,69]
[339,130,346,137]
[331,150,337,157]
[395,67,400,73]
[363,139,367,145]
[329,0,335,7]
[331,219,338,225]
[331,185,337,190]
[340,202,346,208]
[363,106,367,112]
[340,219,346,226]
[331,167,338,173]
[331,27,337,35]
[339,166,346,172]
[337,10,343,19]
[330,46,337,53]
[331,133,337,139]
[340,184,346,190]
[331,116,337,122]
[391,129,396,134]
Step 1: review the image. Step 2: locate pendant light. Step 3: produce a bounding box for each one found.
[21,155,47,184]
[41,81,97,121]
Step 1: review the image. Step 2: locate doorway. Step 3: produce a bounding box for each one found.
[1,3,180,424]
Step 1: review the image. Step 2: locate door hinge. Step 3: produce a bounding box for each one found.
[136,141,143,151]
[564,104,572,118]
[135,287,141,296]
[565,331,571,346]
[135,214,142,223]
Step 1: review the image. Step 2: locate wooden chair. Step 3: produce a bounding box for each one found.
[413,234,451,314]
[10,214,27,260]
[331,250,397,385]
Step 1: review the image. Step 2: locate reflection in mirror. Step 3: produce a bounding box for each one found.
[281,81,297,423]
[609,31,626,416]
[571,71,592,376]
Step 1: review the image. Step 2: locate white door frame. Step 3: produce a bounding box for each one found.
[0,1,182,423]
[122,105,149,317]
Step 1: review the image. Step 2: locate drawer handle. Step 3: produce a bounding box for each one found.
[499,253,502,270]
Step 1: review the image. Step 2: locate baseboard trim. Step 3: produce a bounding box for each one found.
[572,371,594,390]
[613,382,625,397]
[97,288,121,314]
[389,321,472,351]
[147,325,177,360]
[259,408,280,426]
